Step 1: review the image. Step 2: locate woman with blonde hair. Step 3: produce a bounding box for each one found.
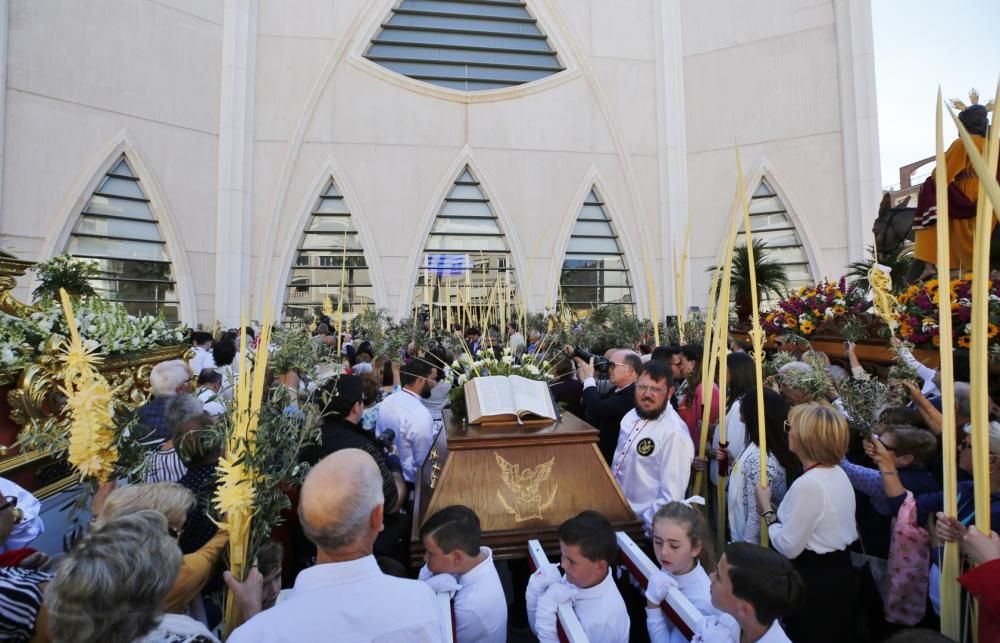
[96,483,229,615]
[46,510,218,643]
[754,402,858,643]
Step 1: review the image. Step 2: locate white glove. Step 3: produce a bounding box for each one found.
[423,573,462,595]
[535,583,578,643]
[527,562,562,595]
[418,564,433,582]
[645,569,679,605]
[692,614,741,643]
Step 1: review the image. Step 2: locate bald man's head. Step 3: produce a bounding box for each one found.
[299,449,385,555]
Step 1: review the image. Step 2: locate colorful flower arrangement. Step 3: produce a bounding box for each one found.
[761,277,871,337]
[896,274,1000,350]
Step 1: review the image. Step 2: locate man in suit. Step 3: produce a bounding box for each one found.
[576,349,641,464]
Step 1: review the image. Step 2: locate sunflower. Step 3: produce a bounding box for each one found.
[958,335,972,348]
[989,323,999,339]
[800,320,816,335]
[932,335,941,347]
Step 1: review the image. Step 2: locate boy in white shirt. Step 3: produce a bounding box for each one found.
[695,542,802,643]
[526,511,630,643]
[418,505,507,643]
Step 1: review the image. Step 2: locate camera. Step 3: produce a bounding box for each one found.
[572,347,611,374]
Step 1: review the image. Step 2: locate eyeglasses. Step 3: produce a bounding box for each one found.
[636,384,668,394]
[168,525,185,540]
[783,419,791,434]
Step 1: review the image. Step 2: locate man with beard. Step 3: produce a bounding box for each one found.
[610,361,694,535]
[376,358,438,485]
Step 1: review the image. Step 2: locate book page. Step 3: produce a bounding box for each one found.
[509,375,556,420]
[473,376,516,416]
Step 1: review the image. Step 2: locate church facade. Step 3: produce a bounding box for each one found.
[0,0,881,326]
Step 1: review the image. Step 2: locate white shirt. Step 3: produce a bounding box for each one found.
[197,387,226,417]
[711,398,747,486]
[647,562,718,643]
[768,466,858,558]
[899,347,941,398]
[229,555,445,643]
[528,571,630,643]
[692,614,791,643]
[0,477,43,554]
[189,346,216,377]
[376,388,435,483]
[420,547,507,643]
[611,406,695,533]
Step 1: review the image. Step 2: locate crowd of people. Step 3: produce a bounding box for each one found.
[2,319,1000,643]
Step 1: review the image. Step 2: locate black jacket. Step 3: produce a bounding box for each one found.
[581,382,636,465]
[300,416,398,512]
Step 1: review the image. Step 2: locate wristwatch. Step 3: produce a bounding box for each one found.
[760,510,778,525]
[11,507,23,524]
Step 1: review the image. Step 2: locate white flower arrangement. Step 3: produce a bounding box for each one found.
[0,296,186,372]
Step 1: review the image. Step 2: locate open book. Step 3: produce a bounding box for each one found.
[464,375,558,425]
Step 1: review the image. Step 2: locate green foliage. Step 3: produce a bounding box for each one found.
[269,327,333,376]
[710,239,790,306]
[574,305,647,353]
[763,350,797,378]
[31,254,99,300]
[838,377,889,439]
[662,311,707,346]
[848,244,913,294]
[243,385,323,560]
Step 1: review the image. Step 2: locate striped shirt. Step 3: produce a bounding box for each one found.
[144,447,188,483]
[0,567,51,642]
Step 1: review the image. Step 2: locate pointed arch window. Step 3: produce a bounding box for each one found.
[559,189,634,312]
[735,178,813,304]
[365,0,564,92]
[414,167,517,323]
[283,180,374,325]
[65,156,179,320]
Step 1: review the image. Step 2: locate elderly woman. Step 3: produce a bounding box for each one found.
[97,482,229,616]
[46,510,219,642]
[143,394,207,484]
[754,402,858,643]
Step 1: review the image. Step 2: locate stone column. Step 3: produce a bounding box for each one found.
[653,0,690,318]
[0,0,10,225]
[214,0,257,326]
[835,0,882,264]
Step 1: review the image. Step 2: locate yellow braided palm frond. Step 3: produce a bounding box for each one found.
[868,265,899,330]
[58,289,117,483]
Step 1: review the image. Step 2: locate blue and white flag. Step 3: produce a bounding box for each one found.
[425,253,469,277]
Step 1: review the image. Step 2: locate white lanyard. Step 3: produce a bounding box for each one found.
[613,418,650,478]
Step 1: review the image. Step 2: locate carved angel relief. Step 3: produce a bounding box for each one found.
[494,452,558,522]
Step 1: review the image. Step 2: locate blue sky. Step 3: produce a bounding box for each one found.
[872,0,1000,189]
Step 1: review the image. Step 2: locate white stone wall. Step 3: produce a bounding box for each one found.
[0,0,879,326]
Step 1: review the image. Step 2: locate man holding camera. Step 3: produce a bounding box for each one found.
[299,375,410,564]
[575,349,642,464]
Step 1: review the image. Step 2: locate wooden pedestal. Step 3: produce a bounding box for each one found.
[410,411,643,568]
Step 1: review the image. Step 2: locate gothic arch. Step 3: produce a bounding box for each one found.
[268,157,388,323]
[398,147,530,319]
[38,130,196,323]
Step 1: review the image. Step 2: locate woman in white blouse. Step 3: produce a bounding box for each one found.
[754,402,858,643]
